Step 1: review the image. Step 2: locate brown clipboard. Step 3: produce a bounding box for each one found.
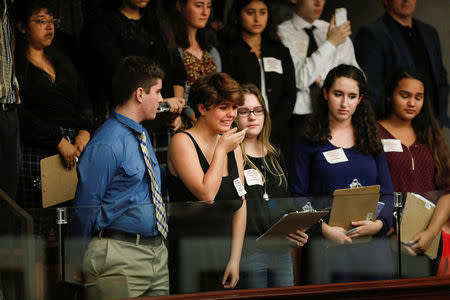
[329,185,380,243]
[40,154,78,208]
[256,211,329,244]
[400,193,440,259]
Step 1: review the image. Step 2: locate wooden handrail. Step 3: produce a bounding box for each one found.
[134,276,450,300]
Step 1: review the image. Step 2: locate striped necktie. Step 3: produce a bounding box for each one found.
[138,131,168,239]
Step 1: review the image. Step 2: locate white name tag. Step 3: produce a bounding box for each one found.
[233,178,247,197]
[323,148,348,164]
[381,139,403,152]
[263,57,283,74]
[294,40,308,59]
[244,169,263,186]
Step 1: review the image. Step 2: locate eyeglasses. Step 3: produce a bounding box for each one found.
[237,106,265,117]
[30,18,61,28]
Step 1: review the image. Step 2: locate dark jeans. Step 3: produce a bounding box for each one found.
[0,106,20,200]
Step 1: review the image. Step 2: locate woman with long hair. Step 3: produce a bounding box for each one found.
[377,68,450,277]
[235,83,307,288]
[170,0,220,123]
[167,72,247,292]
[289,64,394,284]
[220,0,296,146]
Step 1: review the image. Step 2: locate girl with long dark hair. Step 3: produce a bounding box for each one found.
[220,0,296,146]
[170,0,220,124]
[377,68,450,277]
[289,64,394,284]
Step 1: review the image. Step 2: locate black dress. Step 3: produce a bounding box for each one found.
[82,9,186,119]
[16,47,93,211]
[167,132,243,293]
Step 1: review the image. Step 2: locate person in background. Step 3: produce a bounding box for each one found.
[167,72,247,292]
[170,0,220,125]
[277,0,359,135]
[235,83,308,289]
[15,0,93,211]
[289,64,394,284]
[377,68,450,277]
[0,0,21,201]
[220,0,296,148]
[73,56,169,299]
[355,0,449,127]
[82,0,185,127]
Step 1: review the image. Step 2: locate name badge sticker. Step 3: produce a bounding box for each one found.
[244,169,263,186]
[322,148,348,164]
[263,57,283,74]
[294,40,308,59]
[233,178,247,197]
[381,139,403,152]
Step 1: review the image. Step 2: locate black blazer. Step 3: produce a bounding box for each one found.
[220,38,296,141]
[355,14,449,126]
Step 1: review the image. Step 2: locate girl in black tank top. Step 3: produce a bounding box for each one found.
[168,132,240,202]
[167,73,247,292]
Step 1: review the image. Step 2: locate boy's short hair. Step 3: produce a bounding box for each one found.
[112,56,165,107]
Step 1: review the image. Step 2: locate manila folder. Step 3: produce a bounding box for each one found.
[329,185,380,242]
[400,193,440,259]
[40,154,78,208]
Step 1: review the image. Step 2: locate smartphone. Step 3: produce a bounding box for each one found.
[335,8,347,26]
[345,228,357,235]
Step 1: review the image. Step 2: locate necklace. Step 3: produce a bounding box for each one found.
[261,163,269,201]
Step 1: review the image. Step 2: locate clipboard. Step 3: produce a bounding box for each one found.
[256,211,328,244]
[40,154,78,208]
[400,193,440,259]
[329,185,380,243]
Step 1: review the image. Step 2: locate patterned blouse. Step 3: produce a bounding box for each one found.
[183,50,217,86]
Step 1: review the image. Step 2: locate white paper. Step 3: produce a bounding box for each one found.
[233,178,247,197]
[323,148,349,164]
[263,57,283,74]
[244,169,263,186]
[381,139,403,152]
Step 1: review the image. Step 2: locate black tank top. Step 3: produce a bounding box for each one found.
[168,132,241,202]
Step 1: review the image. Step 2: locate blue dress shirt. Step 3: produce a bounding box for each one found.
[72,110,161,242]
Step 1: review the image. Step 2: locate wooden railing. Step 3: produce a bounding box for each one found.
[143,276,450,300]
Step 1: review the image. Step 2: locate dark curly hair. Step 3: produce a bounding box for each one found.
[304,64,382,155]
[378,68,449,189]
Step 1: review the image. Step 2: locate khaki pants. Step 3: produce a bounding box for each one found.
[82,237,169,300]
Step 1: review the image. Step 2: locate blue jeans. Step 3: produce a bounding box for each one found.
[240,246,293,289]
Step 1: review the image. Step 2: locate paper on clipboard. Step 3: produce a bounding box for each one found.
[400,193,440,259]
[256,211,328,244]
[40,154,78,208]
[329,185,380,243]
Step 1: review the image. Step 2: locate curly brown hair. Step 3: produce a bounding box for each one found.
[304,64,382,155]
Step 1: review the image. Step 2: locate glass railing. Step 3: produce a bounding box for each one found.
[1,189,448,299]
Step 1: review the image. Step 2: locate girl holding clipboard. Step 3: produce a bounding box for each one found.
[289,64,394,284]
[235,83,307,288]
